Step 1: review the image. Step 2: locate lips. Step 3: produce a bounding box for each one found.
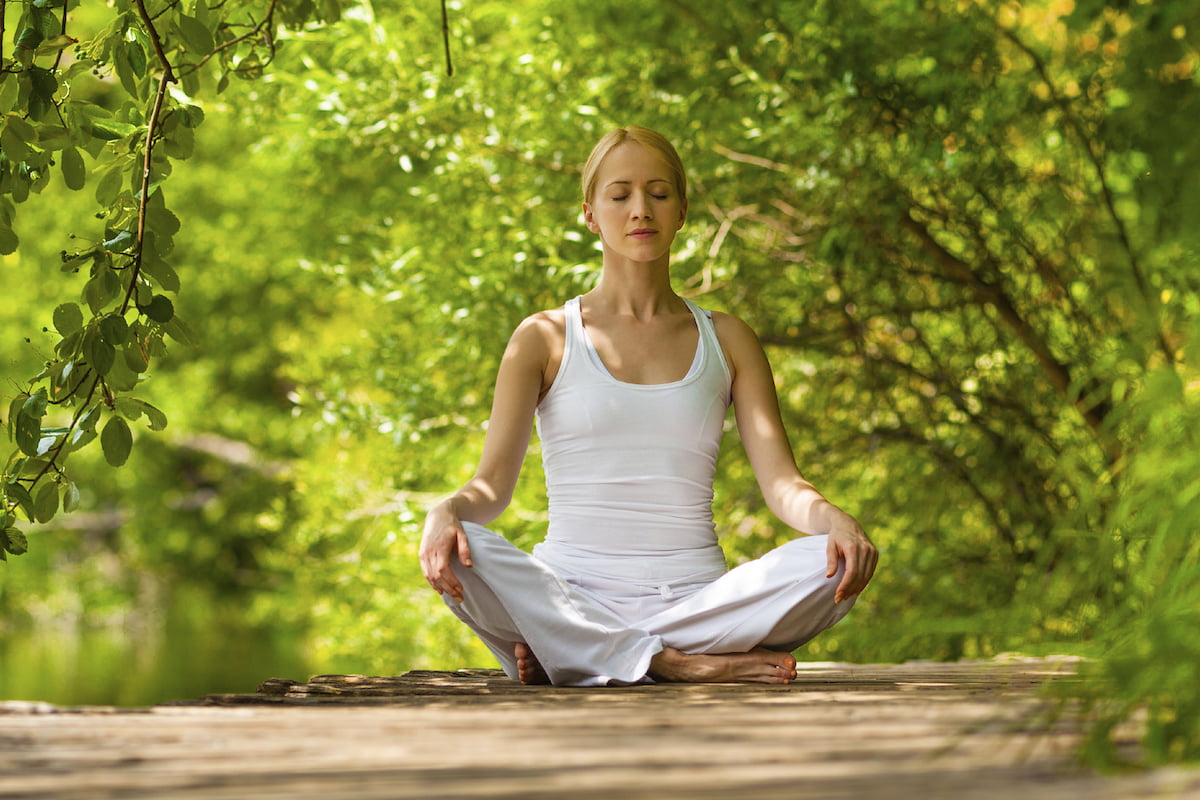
[628,228,657,239]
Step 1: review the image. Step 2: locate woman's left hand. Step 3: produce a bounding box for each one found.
[825,515,878,604]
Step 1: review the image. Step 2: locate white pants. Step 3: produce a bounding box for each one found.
[443,522,856,687]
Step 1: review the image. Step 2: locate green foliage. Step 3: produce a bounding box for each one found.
[1068,347,1200,765]
[1,0,1198,766]
[1,0,341,550]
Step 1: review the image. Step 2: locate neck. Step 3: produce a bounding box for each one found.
[590,253,680,318]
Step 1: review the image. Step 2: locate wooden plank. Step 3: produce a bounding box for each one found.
[1,658,1196,799]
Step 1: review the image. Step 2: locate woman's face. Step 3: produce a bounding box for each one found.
[583,142,686,264]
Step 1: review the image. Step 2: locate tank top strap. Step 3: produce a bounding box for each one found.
[560,295,588,371]
[682,298,732,394]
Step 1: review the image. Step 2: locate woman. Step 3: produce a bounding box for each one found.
[419,126,877,686]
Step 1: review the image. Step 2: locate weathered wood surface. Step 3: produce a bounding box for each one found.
[2,658,1198,799]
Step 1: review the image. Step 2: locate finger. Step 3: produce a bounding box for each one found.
[438,556,465,602]
[842,545,878,599]
[835,549,858,604]
[423,554,461,600]
[456,527,473,568]
[825,536,839,579]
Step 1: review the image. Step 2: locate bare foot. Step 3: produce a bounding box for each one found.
[648,646,799,685]
[514,642,550,685]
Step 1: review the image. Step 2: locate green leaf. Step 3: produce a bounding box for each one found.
[94,161,126,205]
[116,397,167,431]
[61,147,86,190]
[142,255,180,292]
[32,481,59,523]
[124,341,149,373]
[103,230,136,252]
[82,269,121,314]
[14,26,43,53]
[147,205,181,238]
[160,314,194,346]
[15,411,41,457]
[27,67,58,122]
[0,123,30,164]
[100,313,129,346]
[142,403,168,432]
[55,328,83,359]
[181,104,205,128]
[6,394,24,440]
[177,14,216,56]
[35,34,76,56]
[162,123,195,159]
[51,359,83,401]
[64,426,97,455]
[61,481,80,513]
[90,119,138,142]
[142,294,175,323]
[3,528,28,556]
[53,302,84,336]
[112,40,139,98]
[77,403,102,433]
[0,224,19,256]
[34,432,59,457]
[114,396,142,422]
[83,328,116,376]
[22,388,48,418]
[127,40,147,78]
[100,415,132,467]
[15,391,47,457]
[4,113,36,143]
[4,481,35,521]
[104,350,139,391]
[35,124,72,150]
[0,73,17,110]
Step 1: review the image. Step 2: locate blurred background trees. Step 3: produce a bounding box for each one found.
[1,0,1196,764]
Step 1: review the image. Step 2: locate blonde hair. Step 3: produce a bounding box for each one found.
[581,126,687,205]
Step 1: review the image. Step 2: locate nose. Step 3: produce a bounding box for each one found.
[631,191,653,219]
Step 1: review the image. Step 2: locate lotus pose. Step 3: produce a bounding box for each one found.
[419,126,878,686]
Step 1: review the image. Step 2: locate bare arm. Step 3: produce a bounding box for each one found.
[418,313,557,601]
[714,312,878,603]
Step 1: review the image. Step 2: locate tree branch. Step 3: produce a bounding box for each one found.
[185,0,277,73]
[440,0,453,77]
[899,208,1115,452]
[134,0,177,84]
[122,0,179,315]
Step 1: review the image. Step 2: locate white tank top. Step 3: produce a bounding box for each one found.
[532,296,732,590]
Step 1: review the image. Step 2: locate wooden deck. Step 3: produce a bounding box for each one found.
[2,658,1197,799]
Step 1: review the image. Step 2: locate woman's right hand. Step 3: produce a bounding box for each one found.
[418,501,473,602]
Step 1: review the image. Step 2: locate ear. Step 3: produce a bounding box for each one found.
[582,201,599,233]
[677,199,688,230]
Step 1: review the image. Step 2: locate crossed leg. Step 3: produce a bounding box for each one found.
[451,525,851,687]
[512,641,797,685]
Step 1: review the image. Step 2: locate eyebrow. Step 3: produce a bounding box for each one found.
[604,178,672,188]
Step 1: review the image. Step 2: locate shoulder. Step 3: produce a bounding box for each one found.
[501,307,567,396]
[509,307,566,351]
[710,309,760,344]
[709,310,766,382]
